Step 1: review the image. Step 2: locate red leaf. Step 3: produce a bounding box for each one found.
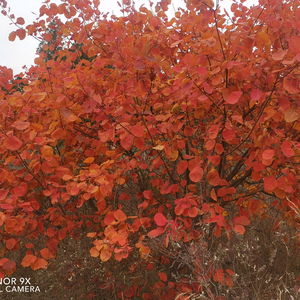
[188,207,198,218]
[3,260,16,272]
[16,17,25,25]
[208,125,219,139]
[16,28,26,40]
[159,272,167,282]
[226,91,242,104]
[281,141,294,157]
[222,129,235,141]
[177,160,188,175]
[264,175,277,191]
[148,227,164,238]
[189,166,203,183]
[6,136,22,150]
[104,213,115,225]
[262,149,274,160]
[283,77,299,94]
[121,133,134,150]
[149,17,161,27]
[213,269,224,283]
[6,239,16,250]
[205,139,216,150]
[208,155,221,166]
[209,215,226,227]
[248,199,261,214]
[13,121,30,130]
[133,61,145,71]
[184,125,194,136]
[131,125,144,137]
[250,89,263,100]
[58,228,67,240]
[207,169,220,186]
[226,269,235,276]
[154,213,168,226]
[289,36,300,54]
[143,190,152,199]
[272,49,288,60]
[234,224,245,235]
[233,216,250,226]
[0,190,8,201]
[182,81,193,94]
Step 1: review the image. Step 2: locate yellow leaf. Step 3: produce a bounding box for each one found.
[153,145,164,150]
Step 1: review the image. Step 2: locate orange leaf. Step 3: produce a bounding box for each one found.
[114,209,127,222]
[100,249,112,262]
[90,247,99,257]
[84,157,95,164]
[16,28,26,40]
[21,255,37,267]
[31,258,48,270]
[40,248,54,259]
[234,224,245,235]
[284,108,300,122]
[13,121,30,130]
[8,31,16,41]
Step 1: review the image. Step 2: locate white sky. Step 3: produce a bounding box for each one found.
[0,0,258,76]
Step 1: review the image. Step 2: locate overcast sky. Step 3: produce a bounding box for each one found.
[0,0,258,76]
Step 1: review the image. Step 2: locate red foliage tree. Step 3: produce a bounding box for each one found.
[1,0,300,299]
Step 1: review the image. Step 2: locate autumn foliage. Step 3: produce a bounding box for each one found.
[1,0,300,298]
